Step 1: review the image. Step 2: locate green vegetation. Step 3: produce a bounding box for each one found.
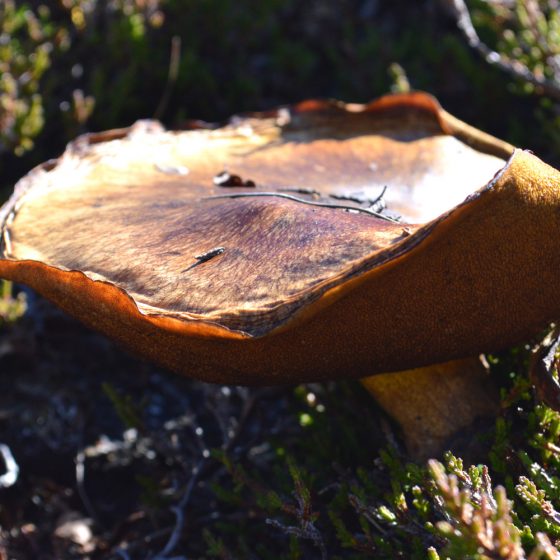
[194,357,560,559]
[2,1,560,558]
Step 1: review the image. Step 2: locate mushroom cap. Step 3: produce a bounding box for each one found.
[1,92,558,385]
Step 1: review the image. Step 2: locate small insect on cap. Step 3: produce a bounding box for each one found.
[0,92,558,386]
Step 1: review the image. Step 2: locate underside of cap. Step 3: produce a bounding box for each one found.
[0,92,558,385]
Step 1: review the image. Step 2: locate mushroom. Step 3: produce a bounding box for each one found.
[1,91,554,458]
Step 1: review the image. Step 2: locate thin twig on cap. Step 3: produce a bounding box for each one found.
[203,191,400,222]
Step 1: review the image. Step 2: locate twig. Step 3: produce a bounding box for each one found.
[448,0,560,100]
[114,549,131,560]
[175,388,276,487]
[348,494,388,536]
[529,325,560,410]
[154,36,181,120]
[111,527,174,557]
[153,459,206,560]
[222,388,269,452]
[182,247,225,272]
[531,532,560,560]
[0,443,18,488]
[75,449,100,526]
[203,192,400,222]
[331,185,388,213]
[278,187,320,196]
[524,0,551,57]
[194,247,225,263]
[266,519,327,560]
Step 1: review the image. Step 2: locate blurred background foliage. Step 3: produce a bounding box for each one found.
[3,1,560,558]
[2,0,560,193]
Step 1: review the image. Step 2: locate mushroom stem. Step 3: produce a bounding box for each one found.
[361,356,499,460]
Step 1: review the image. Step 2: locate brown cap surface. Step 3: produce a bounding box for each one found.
[2,92,556,385]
